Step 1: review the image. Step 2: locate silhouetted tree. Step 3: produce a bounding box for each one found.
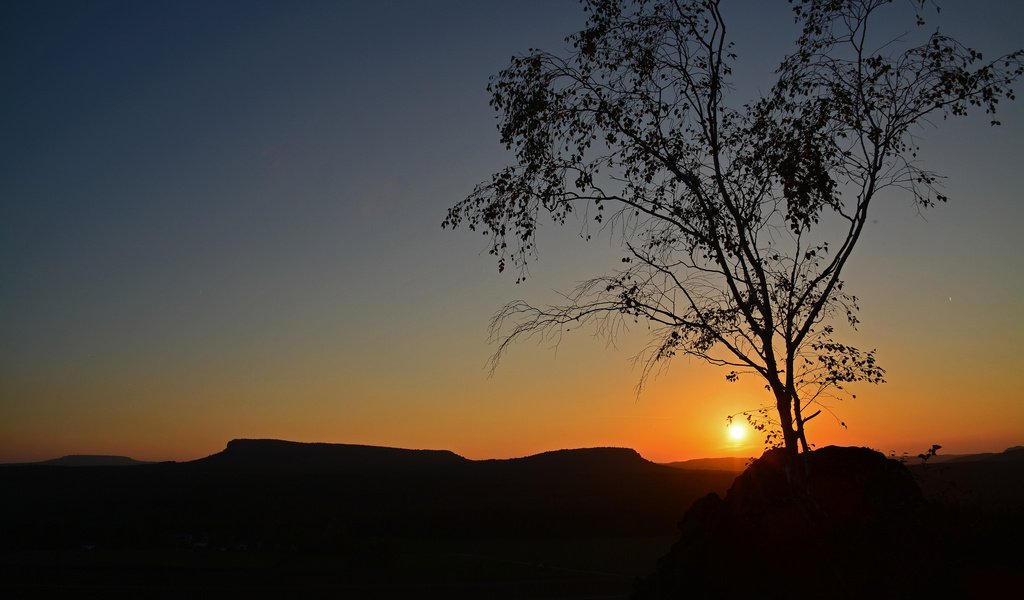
[444,0,1021,457]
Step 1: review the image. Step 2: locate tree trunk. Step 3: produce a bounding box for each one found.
[773,385,800,460]
[784,359,811,453]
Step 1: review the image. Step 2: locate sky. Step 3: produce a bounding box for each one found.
[1,0,1021,463]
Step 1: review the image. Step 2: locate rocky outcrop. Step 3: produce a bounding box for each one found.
[634,446,947,599]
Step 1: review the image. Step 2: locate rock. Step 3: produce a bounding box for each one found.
[633,446,947,599]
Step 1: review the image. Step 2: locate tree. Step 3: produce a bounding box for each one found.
[443,0,1022,458]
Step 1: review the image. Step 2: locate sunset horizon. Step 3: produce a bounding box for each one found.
[5,424,1022,466]
[3,0,1021,471]
[4,2,1023,597]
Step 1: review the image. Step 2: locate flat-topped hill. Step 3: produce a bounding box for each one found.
[192,438,469,471]
[31,455,150,467]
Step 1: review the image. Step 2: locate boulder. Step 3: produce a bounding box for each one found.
[633,446,946,599]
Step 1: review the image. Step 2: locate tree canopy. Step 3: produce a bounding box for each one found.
[444,0,1022,455]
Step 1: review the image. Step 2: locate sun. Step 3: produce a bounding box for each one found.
[728,423,746,442]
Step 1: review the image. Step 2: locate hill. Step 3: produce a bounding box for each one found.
[25,455,150,467]
[940,445,1024,464]
[192,438,468,471]
[0,439,739,548]
[909,446,1024,512]
[2,441,1022,597]
[663,456,752,472]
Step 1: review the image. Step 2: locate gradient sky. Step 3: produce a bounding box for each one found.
[2,0,1021,463]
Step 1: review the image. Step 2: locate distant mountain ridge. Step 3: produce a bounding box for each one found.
[3,439,1022,558]
[482,446,654,471]
[1,438,742,547]
[9,441,1022,469]
[192,438,469,471]
[941,445,1024,463]
[188,439,663,473]
[664,456,753,472]
[897,445,1024,464]
[7,441,656,469]
[27,455,150,467]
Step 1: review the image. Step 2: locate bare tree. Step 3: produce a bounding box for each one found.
[444,0,1022,458]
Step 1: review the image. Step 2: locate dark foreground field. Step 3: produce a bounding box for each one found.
[2,441,1021,598]
[2,536,679,599]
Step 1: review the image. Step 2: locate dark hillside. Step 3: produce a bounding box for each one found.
[663,457,751,472]
[31,455,150,467]
[941,445,1024,464]
[0,440,738,550]
[911,453,1024,512]
[193,438,468,472]
[4,442,1021,597]
[635,446,1024,599]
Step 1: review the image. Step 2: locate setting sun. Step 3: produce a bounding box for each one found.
[728,423,746,442]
